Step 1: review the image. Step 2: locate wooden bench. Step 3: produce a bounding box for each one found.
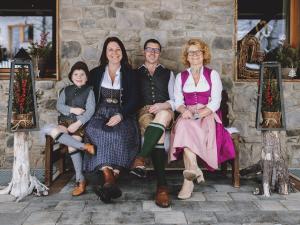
[220,90,240,188]
[44,90,240,188]
[44,135,68,187]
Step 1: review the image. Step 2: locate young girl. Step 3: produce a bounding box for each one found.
[44,61,95,196]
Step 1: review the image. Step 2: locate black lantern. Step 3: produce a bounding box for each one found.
[256,62,286,131]
[7,48,39,132]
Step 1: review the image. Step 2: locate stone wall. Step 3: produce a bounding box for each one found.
[0,0,299,169]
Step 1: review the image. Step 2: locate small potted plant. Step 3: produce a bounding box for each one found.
[27,32,52,78]
[259,69,282,128]
[267,43,300,78]
[12,66,34,129]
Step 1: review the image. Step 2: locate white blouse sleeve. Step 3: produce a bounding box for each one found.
[206,70,222,112]
[166,71,176,111]
[174,72,185,110]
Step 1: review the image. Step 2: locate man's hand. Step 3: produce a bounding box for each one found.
[182,109,193,119]
[198,107,212,118]
[67,120,82,133]
[148,102,170,114]
[70,107,85,115]
[106,114,122,127]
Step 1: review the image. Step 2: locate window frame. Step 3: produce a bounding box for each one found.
[0,0,59,81]
[234,0,300,82]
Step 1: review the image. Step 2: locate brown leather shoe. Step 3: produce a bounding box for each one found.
[155,186,170,208]
[83,143,95,155]
[72,181,86,196]
[102,167,122,199]
[102,167,116,185]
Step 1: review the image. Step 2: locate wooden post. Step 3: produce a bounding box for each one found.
[0,132,48,201]
[261,131,289,197]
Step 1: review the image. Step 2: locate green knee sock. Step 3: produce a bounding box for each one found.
[138,122,165,158]
[151,145,167,186]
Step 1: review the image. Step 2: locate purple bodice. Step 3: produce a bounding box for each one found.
[181,67,212,105]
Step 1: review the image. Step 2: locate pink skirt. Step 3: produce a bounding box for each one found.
[169,108,220,170]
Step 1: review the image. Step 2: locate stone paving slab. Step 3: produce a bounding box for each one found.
[203,192,233,201]
[85,200,143,212]
[54,200,85,211]
[23,211,62,225]
[198,201,230,212]
[56,211,92,225]
[0,172,299,225]
[154,211,187,224]
[184,211,218,224]
[23,200,59,214]
[214,211,280,224]
[0,202,29,213]
[229,192,259,201]
[256,193,286,201]
[0,212,30,225]
[280,200,300,210]
[91,211,155,224]
[171,200,201,211]
[276,211,300,224]
[254,200,288,211]
[284,192,300,201]
[0,194,15,202]
[225,201,259,211]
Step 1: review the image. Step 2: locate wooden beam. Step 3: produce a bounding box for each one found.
[290,0,300,48]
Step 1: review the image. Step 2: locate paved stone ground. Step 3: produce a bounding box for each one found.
[0,171,300,225]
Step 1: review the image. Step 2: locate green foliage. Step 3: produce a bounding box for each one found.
[266,43,300,68]
[27,32,52,59]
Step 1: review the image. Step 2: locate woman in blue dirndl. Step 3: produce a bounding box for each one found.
[83,37,139,203]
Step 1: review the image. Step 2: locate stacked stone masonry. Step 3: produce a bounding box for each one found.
[0,0,299,169]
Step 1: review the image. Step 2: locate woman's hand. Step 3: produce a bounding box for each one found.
[198,107,212,118]
[70,107,85,115]
[67,120,82,133]
[182,109,193,119]
[106,114,122,127]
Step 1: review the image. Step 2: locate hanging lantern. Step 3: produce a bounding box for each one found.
[256,62,286,131]
[7,48,39,132]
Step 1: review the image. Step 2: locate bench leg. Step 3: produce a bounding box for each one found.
[221,162,228,176]
[231,134,240,188]
[45,135,53,187]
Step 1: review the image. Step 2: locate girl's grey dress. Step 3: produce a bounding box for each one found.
[83,87,139,171]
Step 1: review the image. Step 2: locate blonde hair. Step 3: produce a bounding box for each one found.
[181,39,211,67]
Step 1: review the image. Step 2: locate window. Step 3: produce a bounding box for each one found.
[235,0,300,81]
[0,0,58,80]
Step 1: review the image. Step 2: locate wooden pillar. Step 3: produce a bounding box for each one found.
[290,0,300,48]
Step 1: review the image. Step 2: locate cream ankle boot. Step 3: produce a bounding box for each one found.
[182,149,205,183]
[178,178,194,199]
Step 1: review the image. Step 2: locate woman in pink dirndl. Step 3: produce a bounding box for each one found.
[169,39,235,199]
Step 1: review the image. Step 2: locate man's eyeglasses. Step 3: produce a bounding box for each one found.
[145,47,161,54]
[187,50,203,57]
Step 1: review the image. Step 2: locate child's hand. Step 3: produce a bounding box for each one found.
[67,120,82,133]
[70,107,85,115]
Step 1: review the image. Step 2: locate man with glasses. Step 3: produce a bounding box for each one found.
[130,39,175,208]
